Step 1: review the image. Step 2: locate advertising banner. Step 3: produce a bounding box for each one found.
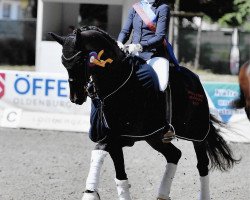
[0,70,91,132]
[0,70,249,142]
[203,82,250,143]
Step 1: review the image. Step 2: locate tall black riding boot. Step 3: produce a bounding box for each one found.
[160,88,175,143]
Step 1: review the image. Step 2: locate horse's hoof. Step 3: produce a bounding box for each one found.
[157,198,171,200]
[82,190,101,200]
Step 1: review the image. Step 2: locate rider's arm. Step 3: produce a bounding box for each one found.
[140,4,169,50]
[117,8,134,44]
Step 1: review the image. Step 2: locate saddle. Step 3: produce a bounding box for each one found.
[167,66,210,141]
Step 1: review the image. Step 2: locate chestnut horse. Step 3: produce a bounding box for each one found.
[233,60,250,119]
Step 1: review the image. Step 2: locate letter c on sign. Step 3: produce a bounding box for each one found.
[7,111,17,122]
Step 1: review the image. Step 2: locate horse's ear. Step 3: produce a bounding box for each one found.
[75,28,82,49]
[48,32,65,45]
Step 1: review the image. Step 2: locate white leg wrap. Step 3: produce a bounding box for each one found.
[157,163,177,199]
[85,150,108,191]
[199,175,210,200]
[115,178,132,200]
[147,57,169,91]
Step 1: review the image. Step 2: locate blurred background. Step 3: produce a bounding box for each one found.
[0,0,250,135]
[0,2,250,199]
[0,0,249,74]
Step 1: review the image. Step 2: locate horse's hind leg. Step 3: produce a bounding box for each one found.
[193,141,210,200]
[146,137,182,200]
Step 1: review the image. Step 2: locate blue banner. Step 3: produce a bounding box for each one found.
[203,82,240,123]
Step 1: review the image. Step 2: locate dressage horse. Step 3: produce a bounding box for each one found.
[233,60,250,119]
[50,26,238,200]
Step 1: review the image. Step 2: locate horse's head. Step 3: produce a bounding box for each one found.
[49,26,125,105]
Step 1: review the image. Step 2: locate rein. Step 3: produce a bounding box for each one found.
[89,57,135,136]
[102,61,134,102]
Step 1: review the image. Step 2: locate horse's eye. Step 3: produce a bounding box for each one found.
[68,78,74,82]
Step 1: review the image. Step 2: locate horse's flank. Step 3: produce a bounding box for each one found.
[233,60,250,119]
[239,61,250,103]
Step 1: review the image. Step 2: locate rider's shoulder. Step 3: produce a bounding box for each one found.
[157,3,169,11]
[129,7,136,15]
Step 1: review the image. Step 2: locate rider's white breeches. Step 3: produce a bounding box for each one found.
[147,57,169,92]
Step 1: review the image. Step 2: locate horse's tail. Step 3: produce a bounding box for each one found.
[231,87,245,109]
[205,115,240,171]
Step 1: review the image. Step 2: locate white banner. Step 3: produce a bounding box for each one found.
[0,70,90,132]
[0,70,250,143]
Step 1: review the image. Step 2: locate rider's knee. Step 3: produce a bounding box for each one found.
[147,57,169,91]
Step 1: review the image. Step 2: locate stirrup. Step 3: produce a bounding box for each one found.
[162,129,175,143]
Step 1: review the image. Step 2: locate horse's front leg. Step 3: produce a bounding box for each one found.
[109,142,132,200]
[82,143,108,200]
[82,142,132,200]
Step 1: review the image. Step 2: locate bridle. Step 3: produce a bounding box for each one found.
[62,50,91,98]
[61,29,131,101]
[62,51,82,61]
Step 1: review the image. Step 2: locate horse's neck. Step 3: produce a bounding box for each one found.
[92,59,132,100]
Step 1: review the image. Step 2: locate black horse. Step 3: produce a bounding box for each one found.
[50,27,238,200]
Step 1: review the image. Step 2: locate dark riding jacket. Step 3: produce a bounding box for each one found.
[118,3,170,60]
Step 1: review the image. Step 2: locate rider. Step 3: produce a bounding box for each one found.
[117,0,175,143]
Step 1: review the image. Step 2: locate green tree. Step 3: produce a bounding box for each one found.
[219,0,250,27]
[167,0,235,21]
[167,0,249,27]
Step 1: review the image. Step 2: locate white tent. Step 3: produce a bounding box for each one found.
[36,0,135,73]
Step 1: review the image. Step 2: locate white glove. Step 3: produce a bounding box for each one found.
[117,41,125,51]
[128,44,143,55]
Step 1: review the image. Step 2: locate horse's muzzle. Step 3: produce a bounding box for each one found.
[70,94,86,105]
